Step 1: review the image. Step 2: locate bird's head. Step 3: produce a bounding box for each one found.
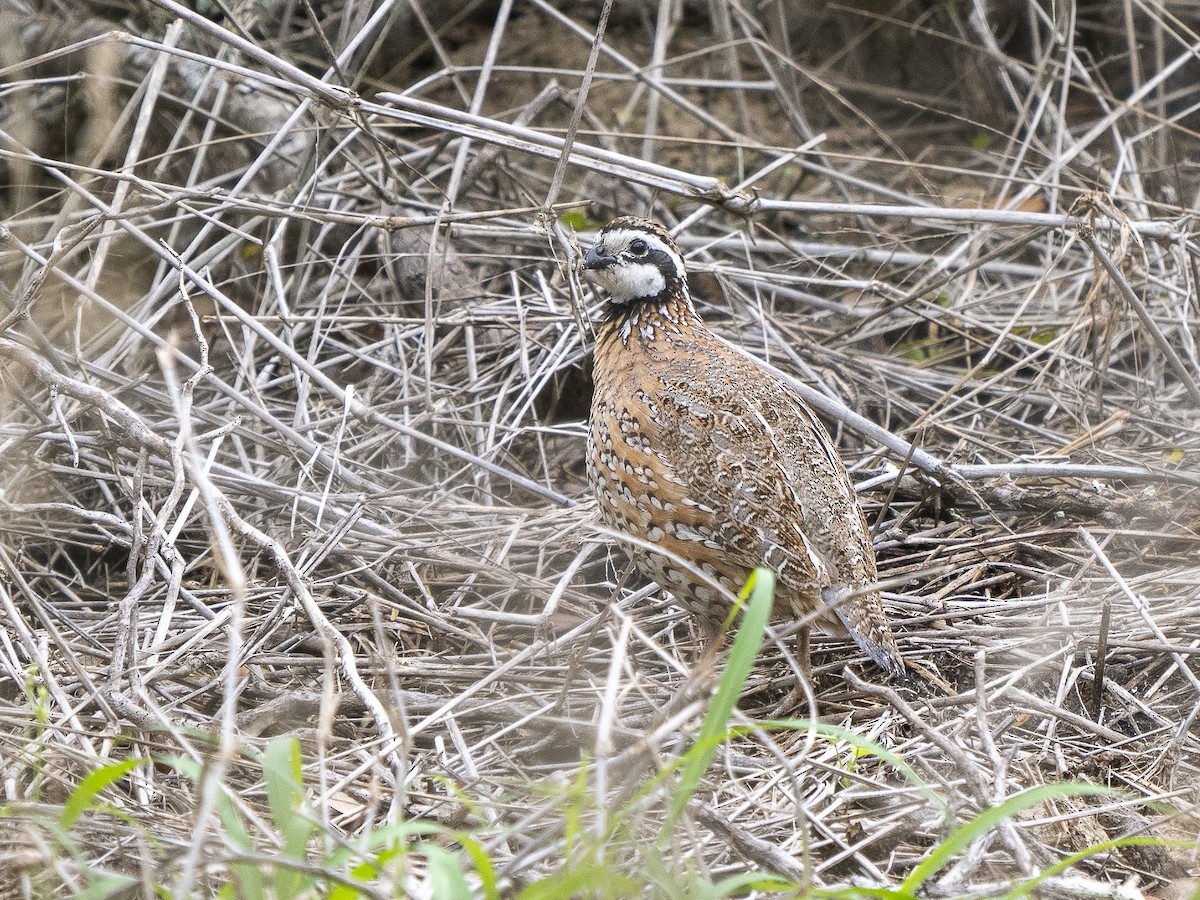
[582,217,687,305]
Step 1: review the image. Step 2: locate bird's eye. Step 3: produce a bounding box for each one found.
[628,238,648,256]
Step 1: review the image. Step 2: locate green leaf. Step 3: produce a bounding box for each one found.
[73,873,138,900]
[421,842,472,900]
[712,871,797,895]
[60,759,139,829]
[262,737,313,860]
[1031,328,1058,346]
[560,210,603,232]
[227,860,266,900]
[160,749,256,857]
[345,820,446,855]
[454,834,500,900]
[215,788,256,853]
[897,338,941,362]
[260,737,313,900]
[157,754,199,780]
[517,860,640,900]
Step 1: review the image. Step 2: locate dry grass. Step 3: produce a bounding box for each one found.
[1,0,1199,895]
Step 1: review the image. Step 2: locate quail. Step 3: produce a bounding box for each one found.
[583,216,904,678]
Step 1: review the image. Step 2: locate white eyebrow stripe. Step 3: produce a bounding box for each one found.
[600,229,684,271]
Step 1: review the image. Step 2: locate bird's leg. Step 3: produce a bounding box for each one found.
[767,625,814,716]
[797,624,812,684]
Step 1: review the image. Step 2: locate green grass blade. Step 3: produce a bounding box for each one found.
[761,719,946,817]
[261,736,314,860]
[712,871,798,895]
[669,568,774,824]
[1002,835,1190,899]
[72,873,138,900]
[517,860,641,900]
[901,782,1111,892]
[454,833,500,900]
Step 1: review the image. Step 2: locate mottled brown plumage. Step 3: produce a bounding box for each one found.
[583,216,903,677]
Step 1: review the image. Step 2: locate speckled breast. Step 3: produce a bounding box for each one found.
[588,336,748,624]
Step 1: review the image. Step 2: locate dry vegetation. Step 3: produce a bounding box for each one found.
[1,0,1199,895]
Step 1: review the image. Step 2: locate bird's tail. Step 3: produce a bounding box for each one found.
[823,585,906,678]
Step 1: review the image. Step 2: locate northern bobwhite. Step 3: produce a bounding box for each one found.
[583,216,904,678]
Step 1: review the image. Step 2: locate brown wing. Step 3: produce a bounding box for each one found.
[651,344,875,618]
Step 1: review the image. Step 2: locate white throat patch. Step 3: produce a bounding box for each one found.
[603,264,666,303]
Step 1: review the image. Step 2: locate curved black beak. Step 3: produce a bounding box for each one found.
[583,245,617,270]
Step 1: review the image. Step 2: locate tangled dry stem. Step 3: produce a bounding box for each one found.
[1,0,1199,893]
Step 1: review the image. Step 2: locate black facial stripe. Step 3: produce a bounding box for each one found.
[640,246,678,280]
